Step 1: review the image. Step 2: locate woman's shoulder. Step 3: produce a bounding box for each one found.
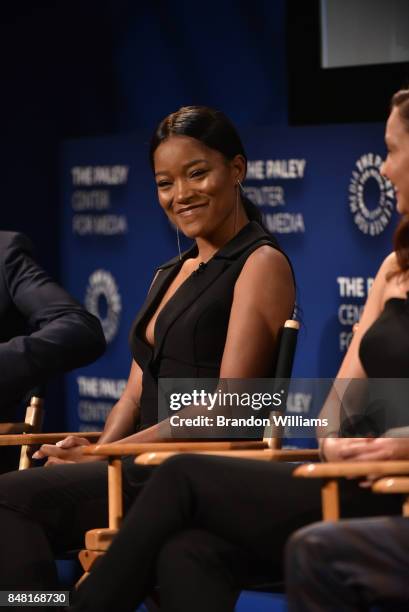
[362,251,399,309]
[240,243,293,282]
[375,251,399,286]
[380,251,398,272]
[244,243,289,267]
[235,244,295,306]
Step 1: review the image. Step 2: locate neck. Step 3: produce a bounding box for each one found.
[195,211,249,263]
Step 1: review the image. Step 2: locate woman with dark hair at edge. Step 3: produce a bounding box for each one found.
[68,91,409,612]
[0,106,295,600]
[285,88,409,612]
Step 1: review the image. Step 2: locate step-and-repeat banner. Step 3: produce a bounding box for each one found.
[61,124,396,438]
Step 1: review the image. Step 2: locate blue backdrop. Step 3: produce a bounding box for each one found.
[61,121,396,433]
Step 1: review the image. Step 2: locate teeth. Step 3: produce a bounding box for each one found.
[179,204,205,214]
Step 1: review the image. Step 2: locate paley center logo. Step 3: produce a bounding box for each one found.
[349,153,395,236]
[85,270,121,343]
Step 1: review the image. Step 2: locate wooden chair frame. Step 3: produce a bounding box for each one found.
[0,392,45,469]
[373,476,409,515]
[293,461,409,521]
[0,388,101,470]
[0,396,101,470]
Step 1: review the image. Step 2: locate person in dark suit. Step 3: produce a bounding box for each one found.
[0,231,106,467]
[285,514,409,611]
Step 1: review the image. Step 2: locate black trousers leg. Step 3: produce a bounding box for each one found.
[157,529,247,612]
[286,517,409,612]
[71,453,400,612]
[0,461,109,590]
[0,459,153,590]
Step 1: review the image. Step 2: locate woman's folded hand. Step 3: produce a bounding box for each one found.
[32,435,101,466]
[322,436,409,462]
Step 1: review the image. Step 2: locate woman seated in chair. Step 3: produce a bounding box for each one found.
[0,107,294,592]
[66,89,409,611]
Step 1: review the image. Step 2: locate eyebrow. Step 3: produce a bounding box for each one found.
[155,158,209,177]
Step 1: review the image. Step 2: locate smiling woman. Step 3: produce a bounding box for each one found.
[0,106,295,595]
[151,107,262,247]
[154,134,246,243]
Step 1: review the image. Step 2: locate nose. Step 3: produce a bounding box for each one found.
[174,178,194,203]
[380,159,388,178]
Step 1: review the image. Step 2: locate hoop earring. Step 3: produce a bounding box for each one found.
[176,226,182,261]
[234,182,241,234]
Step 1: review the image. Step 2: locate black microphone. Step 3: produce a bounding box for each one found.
[194,261,207,275]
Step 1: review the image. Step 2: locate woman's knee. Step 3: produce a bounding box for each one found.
[146,454,200,488]
[0,462,107,516]
[156,453,222,482]
[0,468,40,511]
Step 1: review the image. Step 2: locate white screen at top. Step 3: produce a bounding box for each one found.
[321,0,409,68]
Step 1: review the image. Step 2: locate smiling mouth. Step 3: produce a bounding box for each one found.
[176,204,208,216]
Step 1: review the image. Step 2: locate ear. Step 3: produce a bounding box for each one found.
[230,154,246,184]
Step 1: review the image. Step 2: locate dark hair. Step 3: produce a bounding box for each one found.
[392,89,409,128]
[149,105,264,226]
[390,90,409,274]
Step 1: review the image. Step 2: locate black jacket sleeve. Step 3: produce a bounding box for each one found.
[0,232,106,406]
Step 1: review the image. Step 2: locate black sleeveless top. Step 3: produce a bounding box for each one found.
[341,295,409,436]
[359,295,409,377]
[128,221,291,430]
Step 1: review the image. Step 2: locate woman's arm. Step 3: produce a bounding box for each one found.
[219,245,295,377]
[97,360,142,443]
[320,253,394,460]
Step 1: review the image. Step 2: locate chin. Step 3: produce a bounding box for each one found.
[178,223,203,240]
[396,200,409,216]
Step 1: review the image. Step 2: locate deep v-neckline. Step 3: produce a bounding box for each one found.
[142,243,225,348]
[136,221,264,351]
[141,259,198,348]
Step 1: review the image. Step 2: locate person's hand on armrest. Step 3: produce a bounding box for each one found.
[320,437,375,462]
[321,435,409,462]
[32,436,99,466]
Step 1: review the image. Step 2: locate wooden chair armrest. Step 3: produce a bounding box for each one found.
[372,477,409,517]
[82,440,269,457]
[0,432,101,446]
[274,449,319,462]
[294,461,409,479]
[294,461,409,522]
[135,448,319,465]
[372,477,409,494]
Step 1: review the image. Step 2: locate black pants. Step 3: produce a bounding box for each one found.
[0,445,21,475]
[285,517,409,611]
[65,455,403,612]
[0,456,153,591]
